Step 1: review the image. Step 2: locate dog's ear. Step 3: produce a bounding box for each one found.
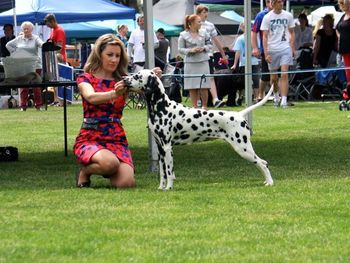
[144,74,157,94]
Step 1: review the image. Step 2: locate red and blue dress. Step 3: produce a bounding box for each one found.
[73,73,134,169]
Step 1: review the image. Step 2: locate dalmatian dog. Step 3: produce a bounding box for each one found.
[124,69,274,190]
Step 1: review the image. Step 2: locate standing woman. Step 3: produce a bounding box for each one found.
[336,0,350,89]
[178,14,212,109]
[6,21,44,111]
[313,14,338,68]
[74,34,135,188]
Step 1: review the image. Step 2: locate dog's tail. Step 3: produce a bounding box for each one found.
[239,84,274,117]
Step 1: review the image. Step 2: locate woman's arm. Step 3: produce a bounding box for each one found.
[5,37,18,53]
[79,80,127,105]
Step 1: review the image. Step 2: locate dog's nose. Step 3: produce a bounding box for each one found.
[123,78,132,87]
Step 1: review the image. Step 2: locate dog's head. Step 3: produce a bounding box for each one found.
[123,69,159,94]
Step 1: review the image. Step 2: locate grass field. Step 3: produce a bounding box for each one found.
[0,101,349,262]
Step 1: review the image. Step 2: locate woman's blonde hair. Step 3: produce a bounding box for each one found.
[339,0,350,10]
[84,34,128,80]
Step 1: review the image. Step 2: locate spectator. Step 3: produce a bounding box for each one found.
[6,21,44,111]
[127,14,159,72]
[261,0,296,108]
[116,24,129,48]
[336,0,350,89]
[196,4,226,108]
[252,0,272,102]
[44,13,67,106]
[178,14,212,109]
[313,14,338,68]
[154,28,170,70]
[295,13,313,50]
[231,22,260,104]
[0,24,15,58]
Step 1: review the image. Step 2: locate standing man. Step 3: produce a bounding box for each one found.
[155,28,170,70]
[261,0,295,108]
[196,4,227,108]
[127,15,159,72]
[0,24,15,58]
[44,13,67,106]
[252,0,272,102]
[44,13,67,63]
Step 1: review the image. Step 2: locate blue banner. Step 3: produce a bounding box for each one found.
[58,63,74,102]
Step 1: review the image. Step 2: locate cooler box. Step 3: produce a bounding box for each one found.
[2,57,38,78]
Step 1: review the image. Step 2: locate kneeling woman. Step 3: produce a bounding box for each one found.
[74,34,161,188]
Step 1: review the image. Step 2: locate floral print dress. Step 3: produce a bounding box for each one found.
[73,73,133,169]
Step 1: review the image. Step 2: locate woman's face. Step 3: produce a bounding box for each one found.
[22,25,33,38]
[191,17,202,31]
[338,0,350,12]
[100,44,121,75]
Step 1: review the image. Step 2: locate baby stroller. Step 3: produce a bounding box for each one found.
[162,60,184,103]
[289,47,315,101]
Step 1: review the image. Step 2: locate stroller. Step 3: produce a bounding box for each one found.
[162,60,184,103]
[289,47,315,101]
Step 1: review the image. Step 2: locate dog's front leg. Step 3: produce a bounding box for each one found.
[157,143,175,190]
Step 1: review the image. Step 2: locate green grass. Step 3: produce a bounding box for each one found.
[0,101,349,262]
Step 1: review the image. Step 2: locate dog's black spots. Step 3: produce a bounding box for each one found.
[254,161,257,164]
[158,119,163,125]
[244,148,247,152]
[201,130,208,134]
[180,134,190,140]
[186,118,192,123]
[164,119,168,126]
[241,121,246,128]
[174,135,179,140]
[199,122,205,127]
[155,125,160,130]
[179,110,185,116]
[235,132,240,138]
[219,128,226,133]
[213,120,218,124]
[176,123,183,131]
[243,135,248,144]
[225,134,229,138]
[191,124,198,131]
[237,139,241,143]
[230,137,234,141]
[218,112,224,116]
[193,114,200,119]
[209,113,214,118]
[230,116,235,121]
[173,127,178,133]
[167,112,173,118]
[203,111,208,115]
[206,124,210,127]
[193,137,200,142]
[208,129,212,133]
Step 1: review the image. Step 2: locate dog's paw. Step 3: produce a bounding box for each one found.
[264,180,274,186]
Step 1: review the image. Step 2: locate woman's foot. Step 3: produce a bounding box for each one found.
[76,168,91,188]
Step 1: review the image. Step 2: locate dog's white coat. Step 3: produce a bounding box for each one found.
[124,69,274,190]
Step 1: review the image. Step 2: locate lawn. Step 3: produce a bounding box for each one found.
[0,101,349,262]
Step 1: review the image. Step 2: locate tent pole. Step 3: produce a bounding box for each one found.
[144,0,159,173]
[244,0,253,131]
[12,0,17,35]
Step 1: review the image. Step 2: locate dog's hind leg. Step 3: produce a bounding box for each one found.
[226,138,273,186]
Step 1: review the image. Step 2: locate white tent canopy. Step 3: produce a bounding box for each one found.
[307,6,343,26]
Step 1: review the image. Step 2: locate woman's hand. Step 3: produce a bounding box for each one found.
[152,67,162,78]
[114,80,128,96]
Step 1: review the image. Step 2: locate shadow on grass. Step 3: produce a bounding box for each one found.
[1,136,348,191]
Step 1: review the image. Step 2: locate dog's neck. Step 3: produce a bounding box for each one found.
[146,78,172,124]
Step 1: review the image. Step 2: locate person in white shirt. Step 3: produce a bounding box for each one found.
[127,15,159,72]
[196,5,227,108]
[294,13,313,50]
[261,0,295,108]
[6,21,44,111]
